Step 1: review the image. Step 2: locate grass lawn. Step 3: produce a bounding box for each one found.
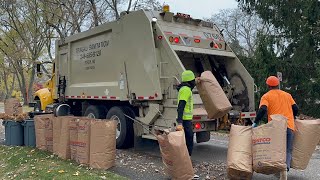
[0,146,126,180]
[22,106,33,113]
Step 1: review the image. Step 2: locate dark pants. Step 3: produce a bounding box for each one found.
[183,120,194,156]
[286,128,294,171]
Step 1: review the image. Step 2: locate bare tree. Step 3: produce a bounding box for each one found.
[211,9,273,57]
[0,55,16,99]
[132,0,162,11]
[103,0,162,20]
[0,0,50,104]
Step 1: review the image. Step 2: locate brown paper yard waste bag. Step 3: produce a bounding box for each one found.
[90,120,117,169]
[34,114,54,151]
[69,117,91,164]
[4,98,22,116]
[291,119,320,170]
[227,125,253,180]
[69,118,79,161]
[57,116,73,160]
[252,114,287,174]
[53,117,62,155]
[45,116,54,152]
[77,118,91,165]
[156,130,194,180]
[196,71,232,119]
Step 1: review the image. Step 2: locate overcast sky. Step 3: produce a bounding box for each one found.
[157,0,238,19]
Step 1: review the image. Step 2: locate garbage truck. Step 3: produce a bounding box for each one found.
[33,7,256,149]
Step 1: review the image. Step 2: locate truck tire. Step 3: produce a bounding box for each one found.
[84,105,107,119]
[196,131,210,143]
[106,106,134,149]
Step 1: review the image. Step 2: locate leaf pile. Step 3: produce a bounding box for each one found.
[0,113,29,122]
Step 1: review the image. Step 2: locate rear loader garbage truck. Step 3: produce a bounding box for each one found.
[33,7,256,149]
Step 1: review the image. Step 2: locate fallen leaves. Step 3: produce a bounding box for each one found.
[193,161,227,180]
[116,150,166,175]
[58,170,65,173]
[0,113,29,121]
[0,146,125,180]
[73,171,80,176]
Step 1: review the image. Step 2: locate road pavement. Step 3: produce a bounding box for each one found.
[0,102,319,179]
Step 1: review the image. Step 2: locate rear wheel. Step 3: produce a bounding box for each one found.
[196,131,210,143]
[106,106,134,149]
[84,105,107,119]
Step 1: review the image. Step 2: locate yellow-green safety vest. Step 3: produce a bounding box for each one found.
[178,86,193,120]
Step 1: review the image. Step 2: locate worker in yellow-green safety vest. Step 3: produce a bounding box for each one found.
[176,70,197,156]
[176,70,200,180]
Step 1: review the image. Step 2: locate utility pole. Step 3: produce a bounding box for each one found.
[277,72,282,90]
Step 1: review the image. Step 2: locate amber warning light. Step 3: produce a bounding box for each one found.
[163,4,170,12]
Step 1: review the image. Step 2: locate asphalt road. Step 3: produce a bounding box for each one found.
[0,102,319,180]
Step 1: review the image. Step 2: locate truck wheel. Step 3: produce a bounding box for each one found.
[196,131,210,143]
[106,106,134,149]
[244,118,253,126]
[84,105,107,119]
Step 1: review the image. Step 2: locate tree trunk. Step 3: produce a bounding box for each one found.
[15,68,28,105]
[2,70,9,99]
[89,0,100,26]
[27,66,36,104]
[8,74,15,99]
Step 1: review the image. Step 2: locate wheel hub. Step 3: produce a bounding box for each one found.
[87,113,96,119]
[111,115,121,139]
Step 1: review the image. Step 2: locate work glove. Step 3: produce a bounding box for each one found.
[176,124,183,131]
[195,77,201,84]
[252,123,258,128]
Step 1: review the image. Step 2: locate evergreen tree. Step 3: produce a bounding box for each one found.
[238,0,320,117]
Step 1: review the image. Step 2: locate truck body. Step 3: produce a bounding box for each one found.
[34,9,256,149]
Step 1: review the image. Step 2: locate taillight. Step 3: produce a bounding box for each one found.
[174,37,180,43]
[195,123,201,130]
[193,116,201,120]
[194,39,201,43]
[158,36,163,40]
[210,41,218,49]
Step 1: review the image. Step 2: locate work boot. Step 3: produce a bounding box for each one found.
[279,170,287,180]
[192,174,199,180]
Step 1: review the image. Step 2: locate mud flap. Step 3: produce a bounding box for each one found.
[133,122,144,150]
[196,131,210,143]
